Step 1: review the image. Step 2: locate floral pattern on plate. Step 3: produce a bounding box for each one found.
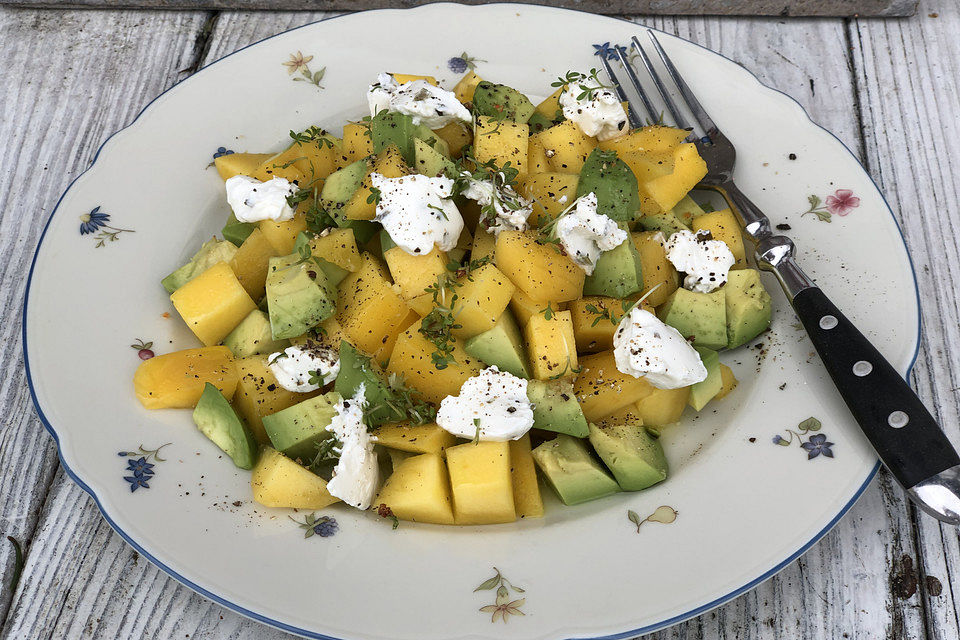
[475,568,526,623]
[283,51,325,89]
[79,206,134,247]
[801,189,861,222]
[773,417,835,459]
[118,443,171,492]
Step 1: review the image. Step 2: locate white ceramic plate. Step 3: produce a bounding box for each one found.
[24,4,919,639]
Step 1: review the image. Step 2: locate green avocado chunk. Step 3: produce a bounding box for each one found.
[334,340,407,427]
[670,194,706,228]
[192,383,259,470]
[161,237,238,293]
[413,137,457,178]
[638,210,691,236]
[576,149,641,226]
[262,392,340,463]
[222,213,256,247]
[472,81,536,123]
[658,287,727,350]
[369,110,448,165]
[588,420,668,491]
[688,347,722,411]
[463,311,530,378]
[223,309,290,358]
[526,379,589,438]
[265,254,337,340]
[583,231,644,298]
[532,434,620,505]
[725,269,772,349]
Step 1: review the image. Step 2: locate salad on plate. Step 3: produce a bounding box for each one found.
[132,67,773,526]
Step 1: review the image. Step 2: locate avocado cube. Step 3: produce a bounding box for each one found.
[320,159,368,206]
[526,379,589,437]
[472,81,536,123]
[265,254,337,340]
[725,269,772,349]
[463,311,530,378]
[637,210,691,236]
[222,213,257,247]
[576,148,641,225]
[688,347,722,411]
[413,137,456,178]
[658,287,727,350]
[582,233,643,298]
[670,194,706,228]
[262,392,339,463]
[526,111,553,134]
[369,110,446,165]
[588,420,668,491]
[532,434,620,505]
[293,232,350,286]
[223,309,290,358]
[192,383,259,470]
[161,237,238,293]
[334,340,407,426]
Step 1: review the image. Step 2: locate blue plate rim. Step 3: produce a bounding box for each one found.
[20,4,916,639]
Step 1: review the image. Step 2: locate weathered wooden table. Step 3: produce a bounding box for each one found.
[1,2,959,638]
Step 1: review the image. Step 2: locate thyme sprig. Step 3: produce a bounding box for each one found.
[551,68,613,101]
[289,126,337,148]
[418,257,493,370]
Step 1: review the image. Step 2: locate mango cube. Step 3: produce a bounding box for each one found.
[170,261,257,346]
[451,263,516,339]
[384,246,448,300]
[474,116,528,176]
[630,231,679,307]
[525,310,577,380]
[446,441,516,525]
[575,350,656,422]
[386,318,482,405]
[251,447,340,509]
[376,453,455,525]
[569,296,622,353]
[259,213,308,255]
[309,227,363,273]
[692,208,747,268]
[229,227,280,301]
[214,152,272,181]
[634,386,690,426]
[342,122,373,164]
[337,253,415,359]
[133,346,237,409]
[520,172,579,225]
[509,434,543,518]
[372,422,457,454]
[537,120,596,173]
[642,143,708,213]
[233,355,319,444]
[496,230,584,303]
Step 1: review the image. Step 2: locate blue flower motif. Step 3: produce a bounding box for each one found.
[126,457,155,477]
[213,146,235,159]
[124,475,150,492]
[801,433,835,460]
[772,435,783,445]
[593,42,619,60]
[79,206,110,235]
[448,56,468,74]
[313,516,339,537]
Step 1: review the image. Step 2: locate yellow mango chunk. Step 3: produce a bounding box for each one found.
[575,350,656,422]
[527,136,550,175]
[386,318,482,405]
[309,227,363,273]
[537,120,596,173]
[534,87,564,122]
[372,422,457,454]
[251,152,305,183]
[496,230,584,303]
[692,209,747,268]
[471,229,497,263]
[631,231,679,307]
[252,447,340,509]
[474,116,528,176]
[390,72,438,85]
[337,253,408,350]
[520,172,579,225]
[170,262,257,346]
[229,227,280,301]
[342,122,373,164]
[454,70,483,103]
[259,213,308,255]
[384,246,448,300]
[569,296,622,353]
[133,346,237,409]
[634,386,690,426]
[525,310,577,380]
[509,288,565,326]
[376,453,455,525]
[597,125,689,154]
[233,355,318,444]
[447,441,516,525]
[290,133,342,184]
[213,152,272,181]
[450,263,516,339]
[433,121,472,159]
[642,143,708,213]
[714,364,739,400]
[509,434,543,518]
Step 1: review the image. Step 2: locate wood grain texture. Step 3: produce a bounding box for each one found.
[0,4,208,631]
[850,1,960,638]
[0,0,921,17]
[1,4,958,640]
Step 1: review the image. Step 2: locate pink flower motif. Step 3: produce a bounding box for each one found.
[824,189,860,217]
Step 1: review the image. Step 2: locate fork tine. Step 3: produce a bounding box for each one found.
[598,54,644,130]
[646,30,717,136]
[630,36,690,131]
[612,46,659,126]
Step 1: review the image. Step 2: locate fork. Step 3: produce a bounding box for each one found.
[599,31,960,525]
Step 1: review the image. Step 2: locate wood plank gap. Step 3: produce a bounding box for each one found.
[842,17,870,167]
[181,10,220,74]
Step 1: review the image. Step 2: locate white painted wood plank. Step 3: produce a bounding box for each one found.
[851,1,960,638]
[0,3,208,630]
